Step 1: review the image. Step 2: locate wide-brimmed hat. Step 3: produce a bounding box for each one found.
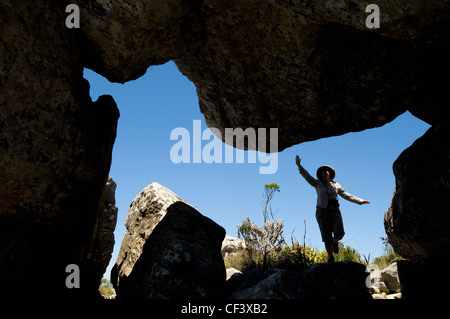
[317,165,335,180]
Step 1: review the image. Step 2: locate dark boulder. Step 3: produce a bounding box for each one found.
[111,184,226,299]
[385,123,449,263]
[228,262,371,299]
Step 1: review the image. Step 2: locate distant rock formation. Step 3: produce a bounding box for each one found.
[111,183,226,299]
[222,234,246,258]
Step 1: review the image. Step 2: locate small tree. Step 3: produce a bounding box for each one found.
[237,183,284,271]
[262,183,280,223]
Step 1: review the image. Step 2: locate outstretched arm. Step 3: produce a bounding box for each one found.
[295,156,319,187]
[335,183,370,205]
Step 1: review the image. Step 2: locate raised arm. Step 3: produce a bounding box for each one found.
[295,156,319,187]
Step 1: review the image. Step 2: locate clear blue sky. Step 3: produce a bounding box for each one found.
[84,61,430,279]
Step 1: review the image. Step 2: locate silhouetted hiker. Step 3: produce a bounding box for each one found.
[295,155,370,263]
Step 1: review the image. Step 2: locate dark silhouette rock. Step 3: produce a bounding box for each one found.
[385,123,449,263]
[384,123,449,298]
[112,184,226,299]
[228,262,371,299]
[79,1,448,150]
[295,262,370,299]
[97,177,119,281]
[0,2,119,298]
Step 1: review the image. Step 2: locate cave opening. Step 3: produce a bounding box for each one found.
[83,61,431,280]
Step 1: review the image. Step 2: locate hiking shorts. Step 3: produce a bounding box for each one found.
[315,206,345,243]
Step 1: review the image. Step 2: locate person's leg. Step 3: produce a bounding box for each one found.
[325,240,334,262]
[332,210,345,254]
[316,207,335,262]
[332,238,340,254]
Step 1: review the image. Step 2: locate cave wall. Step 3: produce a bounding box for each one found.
[0,1,119,298]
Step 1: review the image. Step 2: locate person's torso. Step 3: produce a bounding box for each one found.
[316,182,338,208]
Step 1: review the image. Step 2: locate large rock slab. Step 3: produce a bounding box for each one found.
[75,0,204,82]
[77,0,448,149]
[384,123,449,263]
[74,0,449,150]
[111,183,226,299]
[173,0,448,150]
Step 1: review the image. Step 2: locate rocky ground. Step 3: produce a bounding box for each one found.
[109,183,403,300]
[222,235,404,300]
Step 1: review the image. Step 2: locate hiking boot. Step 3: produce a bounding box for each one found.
[333,241,339,254]
[327,255,335,263]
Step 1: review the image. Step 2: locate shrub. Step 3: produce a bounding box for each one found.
[373,238,403,269]
[333,243,362,263]
[98,278,116,299]
[237,217,286,271]
[225,239,330,273]
[271,243,328,270]
[225,238,372,274]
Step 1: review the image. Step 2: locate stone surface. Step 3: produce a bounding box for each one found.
[222,234,246,258]
[111,184,226,299]
[384,123,449,263]
[226,267,242,281]
[230,268,301,299]
[385,292,402,299]
[227,268,265,297]
[111,182,185,284]
[372,292,403,300]
[0,1,119,298]
[98,177,119,277]
[74,0,448,150]
[380,262,402,293]
[395,260,446,299]
[368,262,402,294]
[174,0,448,151]
[296,261,371,299]
[75,0,204,83]
[383,123,449,299]
[229,261,371,299]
